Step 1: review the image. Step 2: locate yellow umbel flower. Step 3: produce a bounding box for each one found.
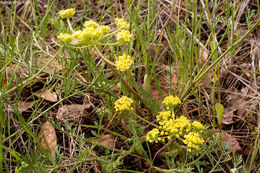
[115,18,130,30]
[146,128,160,143]
[97,25,110,34]
[116,53,135,72]
[59,8,75,19]
[156,111,174,122]
[162,95,181,110]
[58,33,73,43]
[183,132,204,152]
[114,96,134,113]
[116,30,133,42]
[84,20,99,28]
[192,121,204,130]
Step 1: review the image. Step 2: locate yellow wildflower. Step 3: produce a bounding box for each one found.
[58,33,73,43]
[156,111,174,122]
[116,30,133,42]
[146,128,160,143]
[96,25,110,36]
[114,96,134,113]
[59,8,75,19]
[183,132,204,152]
[84,20,99,28]
[116,53,134,72]
[115,18,130,30]
[162,95,181,110]
[192,121,204,130]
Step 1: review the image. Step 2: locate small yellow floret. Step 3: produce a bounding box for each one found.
[115,18,130,30]
[116,30,133,42]
[192,121,204,130]
[183,132,204,152]
[84,20,99,28]
[156,111,174,122]
[97,25,110,34]
[59,8,75,19]
[116,53,134,72]
[162,95,181,109]
[58,33,73,43]
[146,128,160,142]
[114,96,134,113]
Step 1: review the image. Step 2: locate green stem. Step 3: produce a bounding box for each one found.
[98,42,121,46]
[93,46,154,114]
[93,45,116,66]
[67,18,74,33]
[132,112,157,127]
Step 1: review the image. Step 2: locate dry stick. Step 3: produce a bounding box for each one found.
[181,17,260,101]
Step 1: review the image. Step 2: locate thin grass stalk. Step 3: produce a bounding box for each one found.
[181,17,260,101]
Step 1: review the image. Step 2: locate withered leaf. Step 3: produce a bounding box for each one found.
[222,108,235,124]
[18,101,34,113]
[100,134,115,149]
[223,133,242,153]
[56,104,91,121]
[37,57,62,73]
[38,121,57,156]
[34,88,58,102]
[199,47,209,67]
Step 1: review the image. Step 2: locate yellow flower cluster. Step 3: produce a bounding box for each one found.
[183,132,204,152]
[192,121,204,133]
[146,128,160,143]
[59,8,75,19]
[57,33,73,43]
[57,10,134,46]
[115,53,135,72]
[58,19,110,45]
[158,116,191,139]
[156,111,174,122]
[114,96,134,113]
[162,95,181,110]
[146,96,205,152]
[84,20,100,28]
[115,18,130,30]
[116,30,133,43]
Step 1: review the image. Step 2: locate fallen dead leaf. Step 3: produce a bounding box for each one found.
[56,104,92,121]
[18,101,34,113]
[38,121,57,156]
[223,133,242,153]
[199,47,209,67]
[100,134,115,149]
[37,57,62,73]
[34,88,58,102]
[222,108,235,125]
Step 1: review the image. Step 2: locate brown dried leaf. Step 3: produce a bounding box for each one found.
[37,57,62,73]
[34,88,58,102]
[100,134,115,149]
[222,108,235,125]
[56,104,91,121]
[199,47,209,67]
[18,101,34,113]
[223,133,242,153]
[38,121,57,156]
